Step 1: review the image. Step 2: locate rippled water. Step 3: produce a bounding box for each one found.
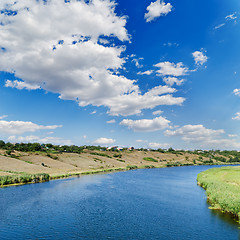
[0,166,239,239]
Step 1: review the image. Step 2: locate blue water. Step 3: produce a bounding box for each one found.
[0,166,239,239]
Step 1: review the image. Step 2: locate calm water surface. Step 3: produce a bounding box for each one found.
[0,166,240,239]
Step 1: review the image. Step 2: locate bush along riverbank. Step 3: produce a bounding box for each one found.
[197,166,240,222]
[0,173,50,187]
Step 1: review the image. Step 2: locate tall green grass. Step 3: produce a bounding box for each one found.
[0,173,50,186]
[197,166,240,221]
[90,152,112,158]
[143,157,158,162]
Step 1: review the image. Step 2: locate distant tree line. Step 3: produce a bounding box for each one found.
[1,140,240,161]
[0,140,106,154]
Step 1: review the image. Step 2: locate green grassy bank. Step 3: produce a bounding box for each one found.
[0,173,50,187]
[197,166,240,221]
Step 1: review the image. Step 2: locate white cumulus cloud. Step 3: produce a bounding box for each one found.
[192,50,208,65]
[163,77,184,86]
[120,116,170,132]
[136,139,148,143]
[149,142,170,149]
[164,124,224,142]
[0,115,8,120]
[145,0,172,22]
[0,0,183,116]
[228,134,238,138]
[105,85,185,116]
[154,61,189,77]
[233,89,240,96]
[8,135,72,145]
[232,112,240,120]
[137,70,153,75]
[132,58,144,68]
[5,80,40,90]
[106,119,116,124]
[164,124,240,149]
[152,110,163,115]
[91,110,97,115]
[0,120,62,135]
[93,137,116,145]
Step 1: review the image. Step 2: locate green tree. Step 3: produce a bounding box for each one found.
[0,140,5,148]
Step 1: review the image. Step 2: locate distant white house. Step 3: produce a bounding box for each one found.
[107,146,124,151]
[128,147,134,151]
[107,146,118,151]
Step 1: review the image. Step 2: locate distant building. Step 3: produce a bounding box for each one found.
[128,147,134,151]
[107,146,118,151]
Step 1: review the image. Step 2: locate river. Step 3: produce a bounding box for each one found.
[0,165,239,239]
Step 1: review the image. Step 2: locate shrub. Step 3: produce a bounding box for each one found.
[0,173,50,186]
[143,157,158,162]
[90,152,112,158]
[143,165,156,169]
[126,165,138,170]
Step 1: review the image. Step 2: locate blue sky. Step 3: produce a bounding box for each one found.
[0,0,240,150]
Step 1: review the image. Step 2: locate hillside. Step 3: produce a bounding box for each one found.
[1,145,240,184]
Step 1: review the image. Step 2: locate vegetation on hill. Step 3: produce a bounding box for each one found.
[197,166,240,222]
[0,173,50,186]
[1,139,240,161]
[143,157,158,162]
[1,139,240,187]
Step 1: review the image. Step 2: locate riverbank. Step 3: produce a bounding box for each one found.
[1,148,240,187]
[197,166,240,222]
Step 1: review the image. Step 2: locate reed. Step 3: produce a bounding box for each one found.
[143,157,158,162]
[0,173,50,186]
[197,166,240,221]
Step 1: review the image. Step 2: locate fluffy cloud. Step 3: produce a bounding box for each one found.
[137,70,153,75]
[5,80,40,90]
[93,137,115,145]
[145,0,172,22]
[0,115,8,120]
[0,120,62,135]
[105,85,185,116]
[233,89,240,96]
[163,77,184,86]
[228,134,238,138]
[165,124,240,149]
[192,51,208,65]
[120,116,170,132]
[132,58,143,68]
[106,119,116,124]
[8,135,72,145]
[148,142,170,149]
[154,61,189,77]
[203,139,240,149]
[232,112,240,120]
[136,139,148,143]
[91,110,97,115]
[152,110,163,115]
[0,0,183,116]
[165,124,224,142]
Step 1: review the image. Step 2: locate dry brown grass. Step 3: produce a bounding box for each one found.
[0,150,227,178]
